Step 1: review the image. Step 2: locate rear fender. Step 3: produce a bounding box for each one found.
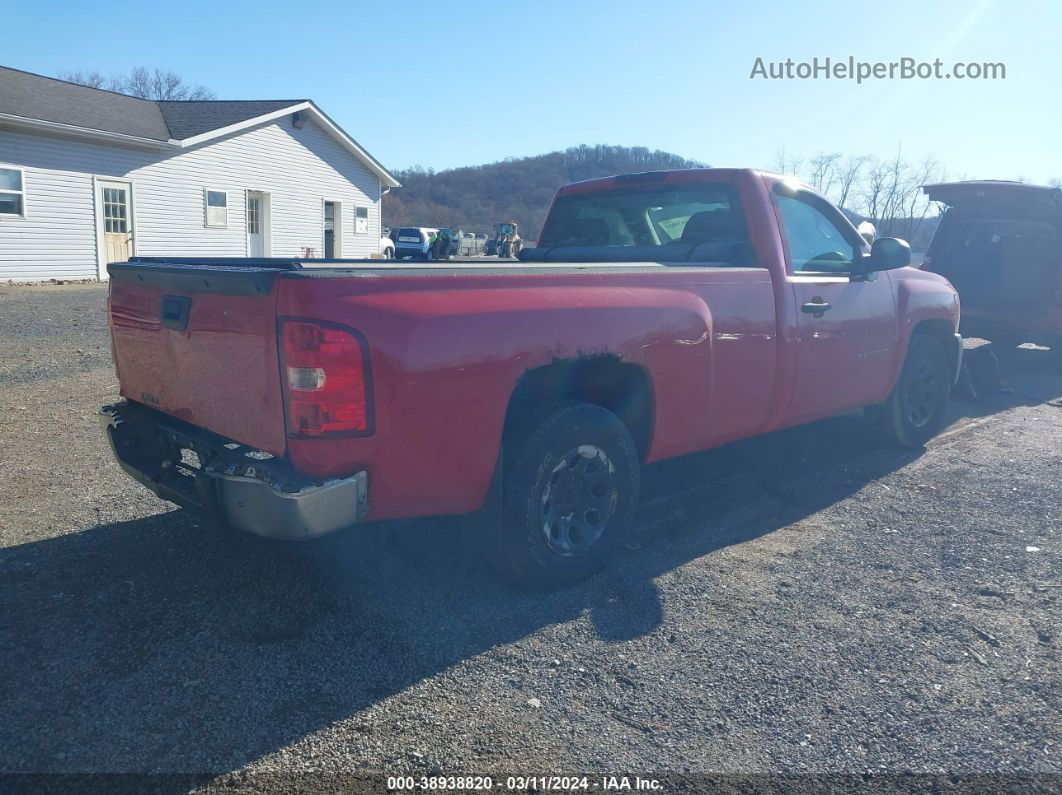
[278,278,713,520]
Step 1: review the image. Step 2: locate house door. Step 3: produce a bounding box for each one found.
[98,181,133,264]
[247,191,267,257]
[323,201,337,258]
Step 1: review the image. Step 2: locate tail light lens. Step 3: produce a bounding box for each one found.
[279,319,372,437]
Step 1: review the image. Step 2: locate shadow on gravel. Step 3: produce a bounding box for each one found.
[952,344,1062,420]
[3,357,1059,778]
[3,415,917,778]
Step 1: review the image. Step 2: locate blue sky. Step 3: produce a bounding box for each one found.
[5,0,1060,182]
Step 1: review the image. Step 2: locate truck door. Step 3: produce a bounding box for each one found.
[774,186,899,423]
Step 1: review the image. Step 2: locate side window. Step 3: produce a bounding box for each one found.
[204,189,228,228]
[0,166,26,216]
[776,193,859,272]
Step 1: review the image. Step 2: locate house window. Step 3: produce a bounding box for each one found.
[0,166,25,216]
[204,189,228,227]
[102,187,128,233]
[355,206,368,235]
[247,197,261,234]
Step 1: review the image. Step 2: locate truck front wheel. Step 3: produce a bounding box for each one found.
[492,402,640,588]
[866,334,952,448]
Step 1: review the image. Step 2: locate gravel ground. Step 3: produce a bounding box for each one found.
[1,283,1059,790]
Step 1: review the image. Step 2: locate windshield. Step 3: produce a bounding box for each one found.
[539,183,746,247]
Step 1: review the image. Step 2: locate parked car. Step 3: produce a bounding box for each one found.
[392,226,439,260]
[921,180,1062,352]
[100,168,961,588]
[379,230,395,259]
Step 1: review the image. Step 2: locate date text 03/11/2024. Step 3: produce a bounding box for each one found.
[386,775,664,791]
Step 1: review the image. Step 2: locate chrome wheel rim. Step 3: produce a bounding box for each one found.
[540,445,618,557]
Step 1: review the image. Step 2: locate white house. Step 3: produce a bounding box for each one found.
[0,66,400,281]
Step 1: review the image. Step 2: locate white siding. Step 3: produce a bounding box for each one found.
[0,115,383,281]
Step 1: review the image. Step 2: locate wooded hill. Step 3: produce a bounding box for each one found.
[382,145,707,241]
[382,143,949,249]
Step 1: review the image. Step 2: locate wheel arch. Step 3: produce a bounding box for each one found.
[911,317,956,345]
[911,317,963,385]
[502,355,655,463]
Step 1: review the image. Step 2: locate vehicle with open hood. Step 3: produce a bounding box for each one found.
[921,180,1062,352]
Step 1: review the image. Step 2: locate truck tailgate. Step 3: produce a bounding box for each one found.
[107,262,288,455]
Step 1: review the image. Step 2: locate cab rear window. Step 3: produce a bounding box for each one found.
[540,184,747,248]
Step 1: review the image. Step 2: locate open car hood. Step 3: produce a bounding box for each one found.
[923,181,1062,216]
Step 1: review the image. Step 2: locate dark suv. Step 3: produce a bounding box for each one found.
[922,181,1062,352]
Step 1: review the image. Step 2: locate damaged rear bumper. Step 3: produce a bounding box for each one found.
[99,402,368,539]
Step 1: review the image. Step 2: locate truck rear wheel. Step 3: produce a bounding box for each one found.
[491,402,640,589]
[866,334,952,448]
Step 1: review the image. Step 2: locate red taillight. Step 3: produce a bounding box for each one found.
[279,319,372,437]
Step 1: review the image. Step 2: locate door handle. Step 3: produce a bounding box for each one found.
[801,300,832,315]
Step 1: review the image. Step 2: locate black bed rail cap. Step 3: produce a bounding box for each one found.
[125,256,304,270]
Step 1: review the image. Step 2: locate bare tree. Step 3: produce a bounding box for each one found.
[57,67,215,100]
[58,70,120,91]
[1050,177,1062,189]
[835,155,870,210]
[848,147,945,246]
[860,157,888,224]
[808,152,841,195]
[771,148,804,177]
[895,156,944,241]
[121,66,215,101]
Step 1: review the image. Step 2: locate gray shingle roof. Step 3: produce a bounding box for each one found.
[0,65,399,186]
[0,65,170,140]
[157,100,305,139]
[0,66,304,141]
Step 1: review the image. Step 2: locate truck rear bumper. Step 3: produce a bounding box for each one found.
[100,402,368,539]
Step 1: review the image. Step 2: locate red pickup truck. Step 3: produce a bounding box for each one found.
[101,169,961,587]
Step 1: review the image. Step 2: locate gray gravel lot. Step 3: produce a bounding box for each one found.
[1,283,1059,787]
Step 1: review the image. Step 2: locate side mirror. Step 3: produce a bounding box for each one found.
[865,237,911,272]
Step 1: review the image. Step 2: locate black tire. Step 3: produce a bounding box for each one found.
[866,334,952,448]
[490,402,640,589]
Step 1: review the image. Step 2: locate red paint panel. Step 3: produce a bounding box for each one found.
[108,279,287,454]
[276,265,779,521]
